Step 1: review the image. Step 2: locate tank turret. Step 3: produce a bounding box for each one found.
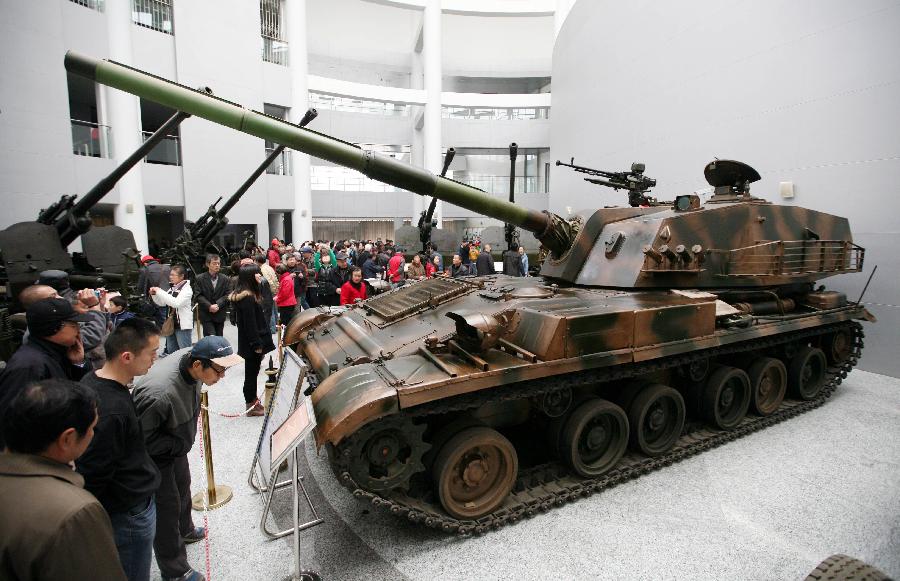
[66,51,875,534]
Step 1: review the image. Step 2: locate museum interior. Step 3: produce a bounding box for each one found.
[0,1,898,580]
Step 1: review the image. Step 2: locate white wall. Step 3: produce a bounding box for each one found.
[551,0,900,377]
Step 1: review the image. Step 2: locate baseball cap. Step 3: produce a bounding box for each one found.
[26,297,92,338]
[141,255,156,263]
[190,336,243,367]
[335,251,348,261]
[300,246,314,254]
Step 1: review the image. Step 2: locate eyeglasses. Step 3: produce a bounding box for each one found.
[209,363,227,376]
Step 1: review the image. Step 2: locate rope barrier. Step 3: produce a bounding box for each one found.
[195,413,213,581]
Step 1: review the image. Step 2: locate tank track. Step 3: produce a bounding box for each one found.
[329,320,864,535]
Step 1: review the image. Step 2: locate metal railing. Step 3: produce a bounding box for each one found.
[309,92,410,117]
[265,147,292,175]
[70,0,104,12]
[141,131,181,165]
[132,0,173,35]
[262,35,289,66]
[71,119,111,158]
[442,106,550,121]
[455,175,542,194]
[714,240,865,277]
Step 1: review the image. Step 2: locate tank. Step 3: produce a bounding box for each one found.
[66,52,876,534]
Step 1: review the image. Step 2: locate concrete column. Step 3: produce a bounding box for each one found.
[105,0,149,253]
[554,0,577,39]
[410,21,425,222]
[286,0,312,243]
[423,0,442,226]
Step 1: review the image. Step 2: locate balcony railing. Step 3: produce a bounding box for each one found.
[265,147,292,175]
[442,106,550,121]
[132,0,173,35]
[70,0,104,12]
[141,131,181,165]
[71,119,111,158]
[262,35,289,66]
[455,175,542,194]
[309,92,410,117]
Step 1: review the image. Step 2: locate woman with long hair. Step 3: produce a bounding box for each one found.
[229,264,275,416]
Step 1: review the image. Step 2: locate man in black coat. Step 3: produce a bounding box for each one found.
[475,244,497,276]
[0,298,92,448]
[193,254,230,337]
[137,256,171,327]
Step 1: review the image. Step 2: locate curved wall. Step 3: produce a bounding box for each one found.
[551,0,900,377]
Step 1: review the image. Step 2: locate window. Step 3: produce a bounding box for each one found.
[68,73,110,158]
[140,100,182,166]
[132,0,173,35]
[309,92,410,117]
[261,0,288,66]
[442,106,550,121]
[69,0,104,12]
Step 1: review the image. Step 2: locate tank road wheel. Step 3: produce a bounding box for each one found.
[560,399,628,478]
[821,328,853,365]
[702,366,751,430]
[747,357,787,416]
[788,346,828,401]
[805,554,891,581]
[627,385,685,457]
[344,417,429,493]
[433,427,518,520]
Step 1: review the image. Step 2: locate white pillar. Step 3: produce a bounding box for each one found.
[286,0,313,244]
[554,0,577,39]
[105,0,149,253]
[423,0,443,226]
[410,24,425,222]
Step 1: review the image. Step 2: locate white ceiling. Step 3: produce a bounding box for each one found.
[306,0,554,77]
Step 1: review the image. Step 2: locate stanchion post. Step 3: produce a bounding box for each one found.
[192,389,233,510]
[277,323,284,366]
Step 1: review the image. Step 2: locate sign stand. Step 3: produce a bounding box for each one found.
[249,347,323,579]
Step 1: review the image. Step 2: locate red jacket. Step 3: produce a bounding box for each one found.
[275,272,297,307]
[340,281,367,305]
[267,248,281,269]
[425,262,436,278]
[388,253,405,283]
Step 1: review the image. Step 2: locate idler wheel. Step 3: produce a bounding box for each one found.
[560,399,628,478]
[702,366,751,430]
[627,384,685,457]
[788,346,828,400]
[747,357,787,416]
[821,328,853,364]
[433,427,518,520]
[344,417,429,493]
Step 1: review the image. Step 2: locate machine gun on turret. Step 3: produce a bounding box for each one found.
[163,108,318,274]
[555,158,660,207]
[417,148,455,256]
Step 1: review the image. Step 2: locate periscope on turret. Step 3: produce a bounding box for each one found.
[64,51,876,534]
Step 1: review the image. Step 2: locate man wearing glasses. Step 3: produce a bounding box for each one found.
[132,336,242,581]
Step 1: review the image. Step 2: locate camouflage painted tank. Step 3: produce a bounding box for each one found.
[67,52,875,533]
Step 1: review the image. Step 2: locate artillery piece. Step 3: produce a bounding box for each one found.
[66,52,875,534]
[163,108,318,275]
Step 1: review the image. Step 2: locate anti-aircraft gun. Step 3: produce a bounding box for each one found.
[0,109,191,309]
[162,108,318,275]
[415,148,455,256]
[556,157,661,207]
[68,51,875,534]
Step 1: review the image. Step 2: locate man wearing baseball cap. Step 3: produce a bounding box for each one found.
[0,297,92,447]
[131,337,242,581]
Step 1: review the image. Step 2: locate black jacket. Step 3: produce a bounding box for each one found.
[0,337,89,447]
[230,290,275,358]
[76,373,161,514]
[136,261,170,297]
[194,271,231,324]
[475,251,496,276]
[362,258,383,279]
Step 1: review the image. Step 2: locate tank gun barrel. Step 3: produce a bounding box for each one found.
[65,52,573,256]
[418,148,455,253]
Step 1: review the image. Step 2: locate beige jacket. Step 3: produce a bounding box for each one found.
[0,453,126,581]
[260,262,279,293]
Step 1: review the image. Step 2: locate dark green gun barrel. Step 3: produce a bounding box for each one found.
[64,51,573,256]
